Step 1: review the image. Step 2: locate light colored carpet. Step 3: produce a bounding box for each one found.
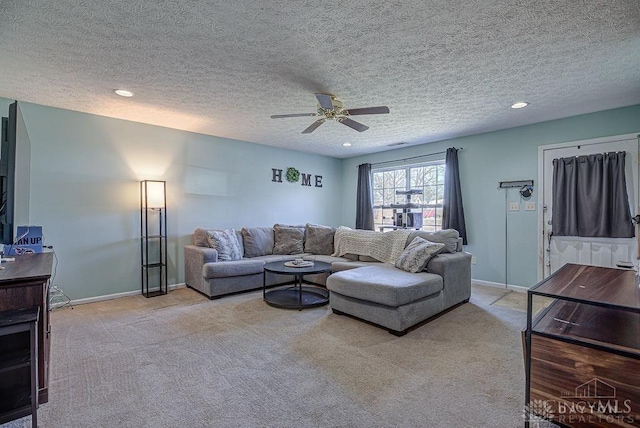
[490,289,554,315]
[5,284,534,427]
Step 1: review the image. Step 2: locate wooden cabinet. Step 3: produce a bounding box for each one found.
[0,252,53,404]
[0,307,39,427]
[524,264,640,427]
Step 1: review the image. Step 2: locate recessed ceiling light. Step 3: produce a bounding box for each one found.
[511,101,529,109]
[342,142,352,147]
[114,89,134,97]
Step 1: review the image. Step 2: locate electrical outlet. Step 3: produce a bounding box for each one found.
[509,202,520,211]
[471,256,477,265]
[525,202,536,211]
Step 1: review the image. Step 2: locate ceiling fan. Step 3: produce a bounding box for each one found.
[270,93,390,134]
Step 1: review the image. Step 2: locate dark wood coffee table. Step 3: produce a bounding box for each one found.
[263,261,331,310]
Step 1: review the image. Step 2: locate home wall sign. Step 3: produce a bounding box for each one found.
[272,167,323,188]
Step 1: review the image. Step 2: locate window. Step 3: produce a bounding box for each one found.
[372,161,445,232]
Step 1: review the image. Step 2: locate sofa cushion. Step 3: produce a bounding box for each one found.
[233,230,244,256]
[303,254,350,264]
[273,225,305,255]
[395,237,445,273]
[193,228,244,255]
[206,229,243,261]
[274,223,305,228]
[331,261,378,272]
[304,224,335,255]
[242,227,274,257]
[406,229,460,253]
[193,228,213,247]
[327,265,443,307]
[203,259,265,278]
[250,254,301,263]
[359,255,381,262]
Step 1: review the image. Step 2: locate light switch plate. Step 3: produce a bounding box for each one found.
[509,202,520,211]
[525,202,536,211]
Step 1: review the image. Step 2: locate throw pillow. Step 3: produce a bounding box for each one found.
[206,229,242,261]
[273,225,305,255]
[193,228,214,247]
[405,229,460,253]
[304,224,335,255]
[395,237,445,273]
[241,227,275,257]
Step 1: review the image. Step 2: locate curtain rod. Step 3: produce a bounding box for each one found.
[365,147,462,168]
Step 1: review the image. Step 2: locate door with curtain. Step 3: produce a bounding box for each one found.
[540,135,639,278]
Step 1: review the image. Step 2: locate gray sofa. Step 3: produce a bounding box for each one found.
[184,225,347,298]
[184,225,471,335]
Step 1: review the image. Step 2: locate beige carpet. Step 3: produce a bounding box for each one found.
[5,285,533,428]
[490,289,554,315]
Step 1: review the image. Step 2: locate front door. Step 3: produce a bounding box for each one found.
[539,134,639,278]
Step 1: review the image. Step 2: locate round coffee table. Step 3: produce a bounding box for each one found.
[263,261,331,310]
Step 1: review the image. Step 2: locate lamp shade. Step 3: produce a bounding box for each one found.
[141,180,166,209]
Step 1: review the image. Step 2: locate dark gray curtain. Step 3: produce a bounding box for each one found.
[356,163,374,230]
[552,151,634,237]
[442,148,468,244]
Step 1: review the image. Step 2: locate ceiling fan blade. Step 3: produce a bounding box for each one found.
[302,119,326,134]
[270,113,317,119]
[315,93,334,110]
[339,117,369,132]
[345,106,390,115]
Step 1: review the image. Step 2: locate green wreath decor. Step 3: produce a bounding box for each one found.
[286,167,300,183]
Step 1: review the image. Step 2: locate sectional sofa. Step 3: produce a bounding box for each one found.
[184,224,471,335]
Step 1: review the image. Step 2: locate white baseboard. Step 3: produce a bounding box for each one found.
[472,279,529,293]
[68,279,528,305]
[68,283,186,306]
[169,283,186,290]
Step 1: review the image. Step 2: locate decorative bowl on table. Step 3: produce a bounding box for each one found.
[284,260,314,268]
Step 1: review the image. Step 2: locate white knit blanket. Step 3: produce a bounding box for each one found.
[332,227,413,263]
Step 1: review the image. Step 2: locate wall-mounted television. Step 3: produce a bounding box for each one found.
[0,101,17,245]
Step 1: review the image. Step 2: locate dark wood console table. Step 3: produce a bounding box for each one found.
[0,307,39,427]
[0,252,54,404]
[524,264,640,427]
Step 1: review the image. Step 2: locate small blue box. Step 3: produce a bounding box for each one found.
[7,226,43,255]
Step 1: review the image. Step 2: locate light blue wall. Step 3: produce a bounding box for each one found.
[341,104,640,288]
[0,99,11,113]
[5,99,342,300]
[3,97,638,297]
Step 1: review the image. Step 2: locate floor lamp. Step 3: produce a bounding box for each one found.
[140,180,167,297]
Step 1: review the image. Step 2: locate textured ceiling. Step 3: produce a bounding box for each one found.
[0,1,639,158]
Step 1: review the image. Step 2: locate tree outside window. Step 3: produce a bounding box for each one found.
[372,162,445,232]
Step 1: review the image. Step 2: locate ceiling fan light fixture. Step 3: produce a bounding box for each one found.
[271,93,390,134]
[115,89,134,97]
[511,101,529,109]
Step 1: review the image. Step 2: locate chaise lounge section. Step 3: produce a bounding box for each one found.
[327,250,471,336]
